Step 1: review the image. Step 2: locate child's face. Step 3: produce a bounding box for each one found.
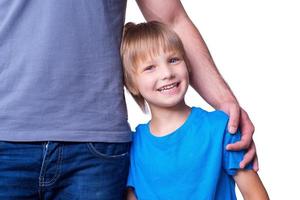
[134,49,189,110]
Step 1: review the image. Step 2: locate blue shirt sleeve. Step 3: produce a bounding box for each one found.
[127,166,135,187]
[222,129,253,176]
[127,152,134,187]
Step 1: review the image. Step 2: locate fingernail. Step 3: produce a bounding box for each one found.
[229,126,236,134]
[226,144,230,150]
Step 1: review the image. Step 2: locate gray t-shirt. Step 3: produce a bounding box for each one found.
[0,0,131,142]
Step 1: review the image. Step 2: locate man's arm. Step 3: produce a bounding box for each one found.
[136,0,258,169]
[234,170,269,200]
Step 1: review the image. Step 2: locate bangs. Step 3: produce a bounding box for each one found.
[134,35,183,66]
[124,23,185,71]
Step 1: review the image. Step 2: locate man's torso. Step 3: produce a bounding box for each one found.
[0,0,131,142]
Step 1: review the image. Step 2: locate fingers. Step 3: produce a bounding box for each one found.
[224,105,259,170]
[227,104,240,134]
[240,109,255,145]
[226,140,246,151]
[239,141,256,168]
[227,108,258,169]
[227,109,255,151]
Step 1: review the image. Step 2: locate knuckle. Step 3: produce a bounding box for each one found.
[251,125,255,133]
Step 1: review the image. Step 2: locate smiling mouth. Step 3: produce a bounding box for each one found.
[157,82,180,92]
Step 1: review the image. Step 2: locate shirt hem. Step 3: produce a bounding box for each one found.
[0,130,132,142]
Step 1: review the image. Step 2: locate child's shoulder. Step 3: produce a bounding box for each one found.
[209,109,229,121]
[192,107,231,141]
[131,123,148,138]
[135,123,147,133]
[191,107,229,127]
[192,106,228,120]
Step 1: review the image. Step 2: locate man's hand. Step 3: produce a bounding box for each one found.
[219,102,259,171]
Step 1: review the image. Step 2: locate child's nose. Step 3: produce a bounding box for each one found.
[160,65,174,80]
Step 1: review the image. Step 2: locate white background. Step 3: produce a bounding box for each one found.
[125,1,300,199]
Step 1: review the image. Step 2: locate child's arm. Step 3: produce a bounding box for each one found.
[126,188,137,200]
[234,170,269,200]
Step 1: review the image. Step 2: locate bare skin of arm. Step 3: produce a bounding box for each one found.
[234,170,269,200]
[136,0,258,169]
[126,188,137,200]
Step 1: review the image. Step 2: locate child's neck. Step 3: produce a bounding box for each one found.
[148,102,191,137]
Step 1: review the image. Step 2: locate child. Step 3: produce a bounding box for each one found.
[121,21,269,200]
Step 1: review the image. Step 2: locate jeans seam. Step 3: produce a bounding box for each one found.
[87,143,129,160]
[43,144,63,186]
[39,143,63,187]
[39,142,49,186]
[38,142,49,198]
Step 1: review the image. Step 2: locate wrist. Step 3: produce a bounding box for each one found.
[216,100,239,112]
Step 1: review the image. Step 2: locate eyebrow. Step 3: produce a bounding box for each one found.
[166,51,181,57]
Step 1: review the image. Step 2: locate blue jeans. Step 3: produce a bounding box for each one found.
[0,141,130,200]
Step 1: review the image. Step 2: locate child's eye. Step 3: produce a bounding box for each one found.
[169,57,180,64]
[144,65,155,71]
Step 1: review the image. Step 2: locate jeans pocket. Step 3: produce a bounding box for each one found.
[87,142,130,160]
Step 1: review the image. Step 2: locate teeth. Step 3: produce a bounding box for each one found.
[158,83,178,91]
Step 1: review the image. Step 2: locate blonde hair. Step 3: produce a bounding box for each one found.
[120,21,187,113]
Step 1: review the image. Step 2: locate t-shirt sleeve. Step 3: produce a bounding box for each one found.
[222,129,253,176]
[127,164,135,187]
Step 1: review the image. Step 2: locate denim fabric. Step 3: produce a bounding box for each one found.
[0,141,130,200]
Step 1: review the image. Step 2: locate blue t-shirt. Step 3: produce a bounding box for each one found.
[128,107,252,200]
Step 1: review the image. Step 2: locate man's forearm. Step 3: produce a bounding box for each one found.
[169,13,238,109]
